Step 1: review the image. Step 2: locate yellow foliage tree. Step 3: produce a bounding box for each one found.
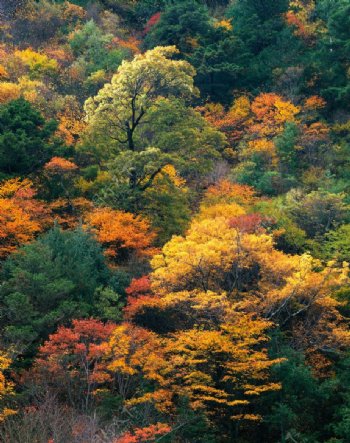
[0,65,8,79]
[0,352,16,421]
[0,82,21,104]
[14,48,58,78]
[107,312,281,421]
[151,195,349,353]
[56,96,86,145]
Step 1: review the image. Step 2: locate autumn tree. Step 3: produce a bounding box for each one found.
[106,323,163,408]
[106,319,280,432]
[103,189,288,434]
[34,319,116,410]
[84,207,156,262]
[150,189,349,354]
[0,178,51,259]
[0,83,21,104]
[14,48,58,79]
[0,351,15,422]
[42,156,79,201]
[286,0,324,44]
[116,423,171,443]
[107,297,281,436]
[201,94,301,187]
[56,96,86,146]
[118,189,348,437]
[8,0,84,47]
[200,92,334,195]
[198,96,251,156]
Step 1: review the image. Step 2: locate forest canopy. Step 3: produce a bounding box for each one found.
[0,1,350,442]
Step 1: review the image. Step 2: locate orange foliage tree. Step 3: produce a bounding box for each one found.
[202,92,333,194]
[44,157,78,174]
[43,156,79,201]
[200,93,300,169]
[204,180,258,207]
[116,423,171,443]
[0,178,51,259]
[84,208,156,262]
[285,0,324,43]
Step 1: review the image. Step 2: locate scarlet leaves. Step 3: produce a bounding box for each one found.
[124,276,154,321]
[36,319,116,409]
[229,213,264,234]
[144,13,162,35]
